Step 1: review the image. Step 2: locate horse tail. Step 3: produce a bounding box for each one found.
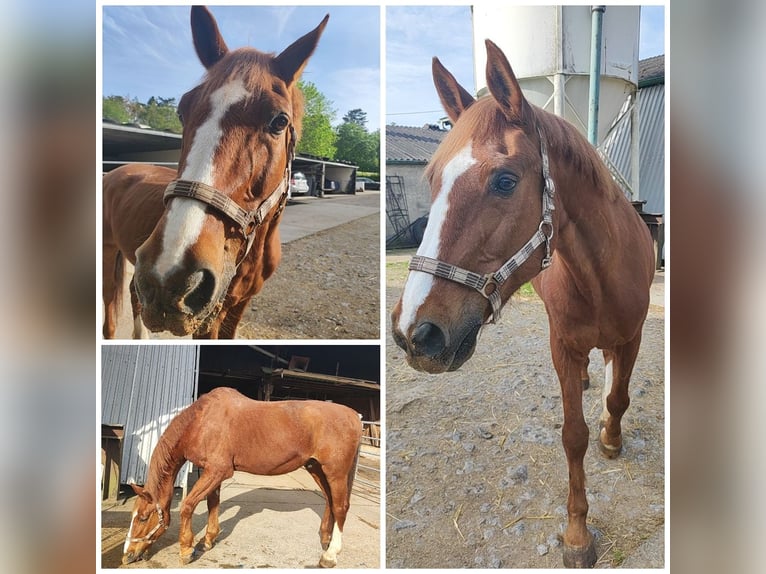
[346,418,363,501]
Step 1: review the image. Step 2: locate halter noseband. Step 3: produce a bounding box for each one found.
[408,126,555,324]
[163,125,296,265]
[126,503,166,545]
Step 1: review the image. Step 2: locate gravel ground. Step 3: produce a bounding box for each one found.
[385,259,665,569]
[238,213,380,340]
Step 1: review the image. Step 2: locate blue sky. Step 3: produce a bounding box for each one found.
[101,4,665,135]
[386,4,666,128]
[102,5,381,131]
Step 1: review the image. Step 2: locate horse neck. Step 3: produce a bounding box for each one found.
[544,122,628,272]
[144,430,188,510]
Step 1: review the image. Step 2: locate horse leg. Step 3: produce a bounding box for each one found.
[129,278,149,339]
[203,487,222,551]
[318,468,351,568]
[550,334,597,568]
[580,355,590,390]
[102,246,122,339]
[178,468,230,564]
[598,333,642,458]
[215,299,250,339]
[305,461,334,549]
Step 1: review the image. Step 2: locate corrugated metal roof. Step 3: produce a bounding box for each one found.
[386,124,449,163]
[102,345,199,487]
[639,55,665,87]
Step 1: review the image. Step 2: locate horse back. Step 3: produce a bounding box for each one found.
[184,390,362,475]
[103,164,176,263]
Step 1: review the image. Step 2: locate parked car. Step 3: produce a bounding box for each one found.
[289,171,309,198]
[355,176,380,192]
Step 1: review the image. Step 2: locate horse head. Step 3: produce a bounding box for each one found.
[392,40,554,373]
[133,6,328,336]
[122,484,168,564]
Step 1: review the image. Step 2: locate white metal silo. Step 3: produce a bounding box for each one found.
[471,5,640,147]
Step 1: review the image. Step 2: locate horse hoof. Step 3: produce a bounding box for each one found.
[598,427,622,459]
[562,541,597,568]
[179,550,195,565]
[319,555,337,568]
[204,540,215,551]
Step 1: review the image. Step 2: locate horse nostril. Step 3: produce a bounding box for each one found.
[181,268,217,315]
[411,322,447,358]
[392,328,408,351]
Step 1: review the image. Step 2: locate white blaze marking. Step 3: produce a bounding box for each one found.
[398,142,476,333]
[124,509,138,554]
[154,79,250,279]
[321,523,343,565]
[601,358,614,424]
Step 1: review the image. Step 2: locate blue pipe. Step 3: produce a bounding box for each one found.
[588,6,605,146]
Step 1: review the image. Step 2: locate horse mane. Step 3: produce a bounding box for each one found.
[530,104,619,200]
[144,401,198,495]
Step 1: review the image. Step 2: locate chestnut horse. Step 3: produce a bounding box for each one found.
[391,41,655,568]
[102,7,328,338]
[122,387,363,567]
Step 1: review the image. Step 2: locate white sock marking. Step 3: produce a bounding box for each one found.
[321,523,343,565]
[154,79,250,279]
[601,358,614,424]
[398,142,476,333]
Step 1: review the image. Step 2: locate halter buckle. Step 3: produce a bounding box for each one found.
[479,275,499,299]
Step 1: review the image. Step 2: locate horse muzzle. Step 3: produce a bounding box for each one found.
[392,318,482,373]
[133,263,223,336]
[122,549,147,565]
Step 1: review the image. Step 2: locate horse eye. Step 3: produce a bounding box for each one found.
[270,113,289,133]
[177,111,184,125]
[138,515,149,523]
[491,173,517,196]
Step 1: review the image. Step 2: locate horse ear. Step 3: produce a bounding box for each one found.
[432,57,475,123]
[485,39,527,123]
[274,14,330,87]
[191,6,230,69]
[130,483,153,503]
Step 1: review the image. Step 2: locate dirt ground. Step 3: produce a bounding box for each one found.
[101,448,381,569]
[238,213,380,340]
[385,259,665,569]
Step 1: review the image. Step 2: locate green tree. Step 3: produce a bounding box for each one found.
[137,96,182,133]
[102,95,132,123]
[335,120,379,173]
[296,80,337,158]
[342,108,367,127]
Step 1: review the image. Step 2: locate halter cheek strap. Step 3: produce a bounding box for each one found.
[408,126,556,324]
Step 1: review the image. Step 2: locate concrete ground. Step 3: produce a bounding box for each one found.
[101,451,381,569]
[281,190,380,243]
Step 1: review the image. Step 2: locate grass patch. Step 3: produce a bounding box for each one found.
[612,547,627,566]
